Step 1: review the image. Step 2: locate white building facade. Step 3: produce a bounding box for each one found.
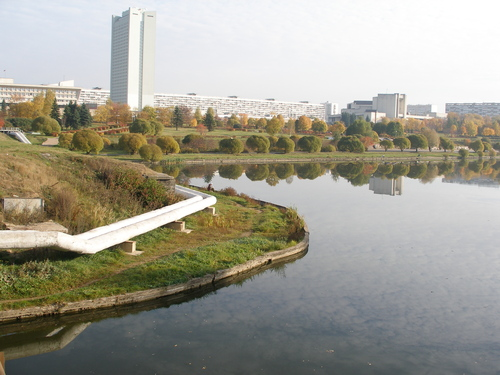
[445,103,500,117]
[0,78,80,106]
[110,8,156,111]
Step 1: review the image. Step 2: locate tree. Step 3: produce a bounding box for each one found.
[31,115,61,135]
[296,115,312,132]
[420,127,439,151]
[439,136,455,152]
[246,135,270,153]
[380,139,394,151]
[137,105,157,121]
[156,136,180,154]
[276,136,295,153]
[265,116,282,135]
[151,119,164,135]
[297,135,322,153]
[311,119,327,133]
[341,112,357,127]
[50,98,61,124]
[393,137,410,151]
[130,118,153,135]
[172,106,183,130]
[386,121,404,137]
[469,139,484,153]
[118,133,147,154]
[345,119,372,137]
[219,138,244,154]
[256,117,267,129]
[71,129,104,154]
[93,104,110,123]
[204,108,216,131]
[407,134,428,152]
[78,103,92,128]
[329,121,346,137]
[139,144,163,162]
[458,148,469,158]
[63,101,80,129]
[194,107,203,123]
[337,136,365,153]
[372,122,388,136]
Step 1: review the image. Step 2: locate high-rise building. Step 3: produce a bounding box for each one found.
[110,8,156,110]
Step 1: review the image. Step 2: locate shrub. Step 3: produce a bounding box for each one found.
[276,136,295,153]
[219,138,244,154]
[458,148,469,158]
[321,145,336,152]
[246,135,270,153]
[297,135,322,152]
[32,116,61,135]
[130,118,153,135]
[337,136,365,153]
[58,133,74,149]
[182,133,202,144]
[118,133,147,154]
[139,144,163,162]
[6,117,32,131]
[71,129,104,154]
[156,136,180,154]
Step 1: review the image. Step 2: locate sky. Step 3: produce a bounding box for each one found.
[2,0,500,112]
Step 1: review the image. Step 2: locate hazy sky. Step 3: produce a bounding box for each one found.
[3,0,500,111]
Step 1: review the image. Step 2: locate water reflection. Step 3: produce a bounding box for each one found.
[162,160,500,191]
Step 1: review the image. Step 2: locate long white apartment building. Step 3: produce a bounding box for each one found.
[0,78,80,106]
[154,93,326,120]
[445,103,500,117]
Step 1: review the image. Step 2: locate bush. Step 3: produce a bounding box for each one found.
[297,135,322,152]
[118,133,147,154]
[458,148,469,158]
[32,116,61,135]
[139,144,163,162]
[58,133,73,149]
[276,136,295,153]
[337,136,365,153]
[130,118,153,135]
[182,133,202,144]
[6,117,32,131]
[321,145,336,152]
[219,138,244,154]
[156,136,180,154]
[71,129,104,154]
[246,135,270,153]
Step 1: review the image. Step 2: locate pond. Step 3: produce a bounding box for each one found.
[2,160,500,374]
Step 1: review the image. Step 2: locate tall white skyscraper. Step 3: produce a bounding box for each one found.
[110,8,156,110]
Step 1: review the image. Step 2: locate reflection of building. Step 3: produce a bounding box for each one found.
[442,177,500,188]
[369,176,403,196]
[111,7,156,110]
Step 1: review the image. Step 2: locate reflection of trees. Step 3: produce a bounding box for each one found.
[406,163,428,179]
[219,165,244,180]
[386,163,410,179]
[274,164,295,180]
[181,165,218,178]
[420,163,439,184]
[162,165,180,178]
[437,161,454,176]
[349,173,371,186]
[266,172,280,186]
[375,163,393,176]
[336,162,364,180]
[468,160,484,173]
[245,164,270,181]
[295,163,325,180]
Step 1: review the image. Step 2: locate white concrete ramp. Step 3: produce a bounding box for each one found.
[0,186,216,254]
[0,127,31,144]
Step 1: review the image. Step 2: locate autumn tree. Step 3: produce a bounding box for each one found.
[296,115,312,132]
[469,139,484,153]
[439,136,455,152]
[393,137,410,151]
[194,107,203,124]
[265,116,282,135]
[156,107,172,127]
[421,127,439,151]
[71,129,104,154]
[58,133,73,148]
[329,121,346,138]
[156,136,180,154]
[311,119,327,133]
[137,105,157,121]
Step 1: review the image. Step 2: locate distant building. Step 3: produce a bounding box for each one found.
[407,104,438,116]
[372,93,407,119]
[79,88,110,107]
[110,8,156,110]
[445,103,500,117]
[0,78,80,106]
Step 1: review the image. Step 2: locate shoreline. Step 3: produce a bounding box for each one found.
[0,226,309,323]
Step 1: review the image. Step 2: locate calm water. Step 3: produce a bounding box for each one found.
[3,161,500,374]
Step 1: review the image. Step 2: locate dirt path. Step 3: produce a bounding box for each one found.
[42,137,59,146]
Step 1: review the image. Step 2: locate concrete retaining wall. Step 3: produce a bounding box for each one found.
[0,226,309,323]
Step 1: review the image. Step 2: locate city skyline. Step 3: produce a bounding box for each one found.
[3,0,500,112]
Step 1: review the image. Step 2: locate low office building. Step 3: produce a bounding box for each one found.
[445,103,500,117]
[0,78,80,106]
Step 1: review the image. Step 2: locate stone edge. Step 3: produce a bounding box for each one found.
[0,226,309,323]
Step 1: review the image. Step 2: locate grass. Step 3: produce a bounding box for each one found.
[0,187,305,311]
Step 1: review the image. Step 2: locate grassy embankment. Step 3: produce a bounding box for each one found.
[0,133,304,311]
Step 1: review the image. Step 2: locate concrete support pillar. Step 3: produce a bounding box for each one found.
[204,206,216,215]
[121,241,142,255]
[165,221,192,233]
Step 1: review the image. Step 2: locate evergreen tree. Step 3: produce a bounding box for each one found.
[1,99,7,116]
[50,98,61,125]
[172,106,183,130]
[204,107,216,132]
[64,101,81,129]
[79,103,93,128]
